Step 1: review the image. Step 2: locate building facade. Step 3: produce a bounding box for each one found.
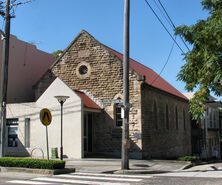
[184,93,221,159]
[0,34,55,103]
[6,30,191,159]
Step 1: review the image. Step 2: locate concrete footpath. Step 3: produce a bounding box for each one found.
[65,158,191,174]
[184,162,222,172]
[2,158,222,176]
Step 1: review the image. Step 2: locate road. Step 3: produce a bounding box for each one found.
[140,176,222,185]
[1,171,222,185]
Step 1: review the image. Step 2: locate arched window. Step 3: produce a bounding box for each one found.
[209,108,213,128]
[175,106,178,130]
[153,100,158,129]
[114,98,122,127]
[213,110,216,128]
[183,109,186,130]
[166,104,169,129]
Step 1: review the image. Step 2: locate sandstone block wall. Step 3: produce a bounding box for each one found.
[34,30,191,159]
[141,84,191,159]
[34,31,143,158]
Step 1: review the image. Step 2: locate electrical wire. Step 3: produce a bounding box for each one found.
[151,38,176,85]
[1,17,4,30]
[9,0,33,18]
[0,1,5,31]
[151,0,173,29]
[19,103,44,109]
[11,0,33,7]
[144,0,185,54]
[156,0,190,51]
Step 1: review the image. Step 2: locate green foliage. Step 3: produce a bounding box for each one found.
[52,50,63,59]
[178,155,200,162]
[202,0,222,12]
[175,0,222,119]
[0,157,65,169]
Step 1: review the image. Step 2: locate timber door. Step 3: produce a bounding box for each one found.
[84,112,93,156]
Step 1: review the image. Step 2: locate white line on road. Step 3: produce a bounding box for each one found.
[7,180,54,185]
[71,172,153,179]
[33,177,131,185]
[154,171,222,178]
[57,174,142,182]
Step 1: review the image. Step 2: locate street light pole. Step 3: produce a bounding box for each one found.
[54,96,69,160]
[122,0,130,170]
[60,101,64,160]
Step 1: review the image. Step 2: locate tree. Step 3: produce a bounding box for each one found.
[52,50,63,59]
[175,0,222,119]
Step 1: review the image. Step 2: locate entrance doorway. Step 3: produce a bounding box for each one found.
[84,112,93,156]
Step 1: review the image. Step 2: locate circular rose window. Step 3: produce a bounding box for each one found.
[76,62,91,79]
[79,65,88,75]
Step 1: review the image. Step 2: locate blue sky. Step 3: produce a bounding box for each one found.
[6,0,208,93]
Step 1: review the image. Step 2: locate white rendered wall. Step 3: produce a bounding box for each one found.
[6,78,83,159]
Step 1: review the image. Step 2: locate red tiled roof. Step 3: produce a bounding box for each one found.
[106,47,188,100]
[75,90,102,110]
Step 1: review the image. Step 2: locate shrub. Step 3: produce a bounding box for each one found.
[178,155,200,162]
[0,157,65,169]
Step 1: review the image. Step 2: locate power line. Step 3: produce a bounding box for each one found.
[156,0,190,51]
[1,17,4,30]
[11,0,33,7]
[144,0,185,54]
[151,38,176,85]
[10,0,33,17]
[11,0,17,17]
[156,0,176,28]
[151,0,173,29]
[0,2,5,32]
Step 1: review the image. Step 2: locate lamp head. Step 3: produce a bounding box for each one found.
[54,95,70,104]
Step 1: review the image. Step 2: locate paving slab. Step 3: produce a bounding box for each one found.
[65,158,190,174]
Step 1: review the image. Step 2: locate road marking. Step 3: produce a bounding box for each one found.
[7,180,53,184]
[154,171,222,178]
[57,174,142,182]
[7,172,148,185]
[32,177,130,185]
[72,172,153,179]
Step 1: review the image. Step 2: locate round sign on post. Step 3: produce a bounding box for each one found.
[40,108,52,126]
[40,108,52,160]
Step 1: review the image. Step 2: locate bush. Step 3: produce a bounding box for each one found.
[0,157,65,169]
[178,155,200,162]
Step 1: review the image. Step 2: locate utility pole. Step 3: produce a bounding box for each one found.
[0,0,11,157]
[122,0,130,170]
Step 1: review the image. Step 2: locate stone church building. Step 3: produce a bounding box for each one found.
[6,30,191,159]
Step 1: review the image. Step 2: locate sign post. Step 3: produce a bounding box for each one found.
[40,108,52,160]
